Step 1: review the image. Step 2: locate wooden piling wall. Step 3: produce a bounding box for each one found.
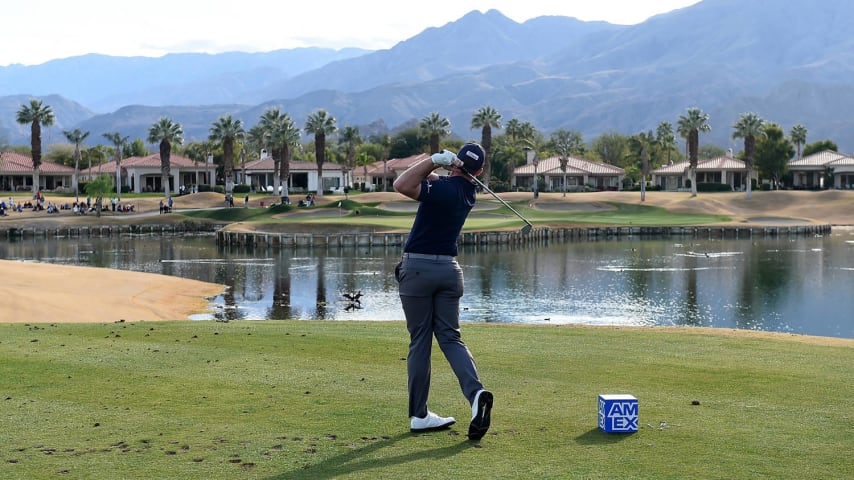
[0,223,832,246]
[214,224,834,249]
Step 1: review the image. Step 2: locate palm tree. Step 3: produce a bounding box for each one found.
[504,118,522,145]
[63,128,90,202]
[339,126,362,189]
[15,99,56,195]
[733,112,766,200]
[471,106,502,185]
[209,114,245,196]
[356,151,376,186]
[789,124,807,159]
[656,121,676,165]
[245,125,267,191]
[379,134,392,192]
[549,129,584,197]
[269,115,300,199]
[183,141,212,191]
[518,122,537,145]
[628,133,655,202]
[677,108,711,197]
[102,132,128,200]
[304,109,337,197]
[418,112,450,154]
[238,143,248,192]
[146,117,184,199]
[94,145,110,211]
[676,122,689,158]
[245,125,266,156]
[258,108,286,194]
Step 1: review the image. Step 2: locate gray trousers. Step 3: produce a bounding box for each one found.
[397,256,483,418]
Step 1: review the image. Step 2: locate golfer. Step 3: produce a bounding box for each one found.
[393,142,493,440]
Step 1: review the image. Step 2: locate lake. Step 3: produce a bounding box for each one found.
[1,228,852,339]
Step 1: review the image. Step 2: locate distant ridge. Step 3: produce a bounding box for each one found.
[2,0,853,152]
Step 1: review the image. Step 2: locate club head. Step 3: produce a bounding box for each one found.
[520,223,533,235]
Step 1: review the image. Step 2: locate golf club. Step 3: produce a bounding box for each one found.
[460,166,534,234]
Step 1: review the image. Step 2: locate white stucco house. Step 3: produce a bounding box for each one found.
[240,150,345,194]
[512,155,625,192]
[80,153,218,193]
[651,154,753,191]
[787,150,854,189]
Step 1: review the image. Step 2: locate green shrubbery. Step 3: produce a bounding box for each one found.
[697,182,733,192]
[489,180,510,192]
[627,183,662,192]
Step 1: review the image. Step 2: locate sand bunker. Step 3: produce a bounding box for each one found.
[0,260,224,323]
[532,202,616,212]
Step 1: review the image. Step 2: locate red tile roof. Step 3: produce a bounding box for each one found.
[696,156,748,171]
[242,157,344,172]
[514,155,625,176]
[0,151,75,173]
[79,153,212,174]
[789,150,845,167]
[653,156,747,175]
[789,150,849,167]
[653,161,689,175]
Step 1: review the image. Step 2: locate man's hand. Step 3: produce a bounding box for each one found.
[431,150,460,167]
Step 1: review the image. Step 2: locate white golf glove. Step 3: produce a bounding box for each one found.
[431,150,460,167]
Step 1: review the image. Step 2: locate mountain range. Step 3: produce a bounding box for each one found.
[2,0,853,153]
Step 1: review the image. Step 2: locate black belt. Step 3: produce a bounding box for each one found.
[403,253,456,261]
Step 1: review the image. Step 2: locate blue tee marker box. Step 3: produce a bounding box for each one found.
[598,394,638,433]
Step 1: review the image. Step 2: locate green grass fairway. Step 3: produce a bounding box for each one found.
[181,199,730,231]
[1,321,851,479]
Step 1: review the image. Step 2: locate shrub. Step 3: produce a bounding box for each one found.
[233,184,251,194]
[490,180,510,192]
[697,182,733,192]
[626,183,659,192]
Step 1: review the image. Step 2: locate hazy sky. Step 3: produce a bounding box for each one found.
[3,0,701,66]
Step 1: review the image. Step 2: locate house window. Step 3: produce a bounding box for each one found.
[291,172,308,190]
[323,177,340,190]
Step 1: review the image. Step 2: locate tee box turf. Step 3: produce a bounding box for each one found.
[598,394,638,433]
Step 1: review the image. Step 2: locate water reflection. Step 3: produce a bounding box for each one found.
[0,229,852,339]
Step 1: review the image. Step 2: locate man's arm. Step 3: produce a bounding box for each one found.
[393,159,442,200]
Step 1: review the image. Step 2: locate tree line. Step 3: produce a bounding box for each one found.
[9,99,839,200]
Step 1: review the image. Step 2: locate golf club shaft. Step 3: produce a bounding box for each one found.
[463,170,534,229]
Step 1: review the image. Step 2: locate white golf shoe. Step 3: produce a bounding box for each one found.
[468,389,493,440]
[410,411,456,433]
